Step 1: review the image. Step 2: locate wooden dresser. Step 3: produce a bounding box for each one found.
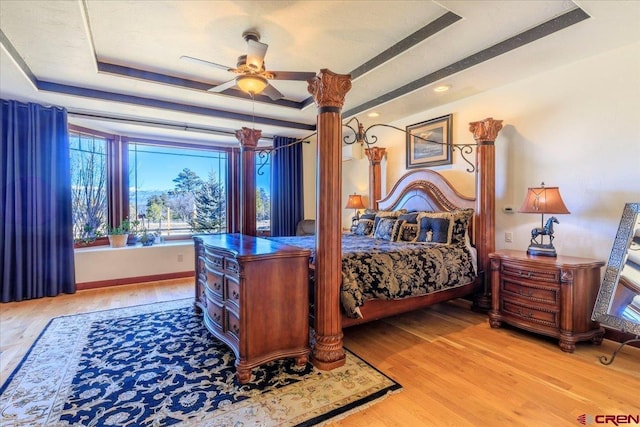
[193,233,311,383]
[488,249,605,353]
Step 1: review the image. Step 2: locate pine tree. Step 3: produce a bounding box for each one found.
[171,168,203,194]
[191,172,226,232]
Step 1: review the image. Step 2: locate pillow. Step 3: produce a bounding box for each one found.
[415,209,474,244]
[372,210,406,233]
[398,212,420,224]
[416,215,451,243]
[373,217,398,241]
[354,219,374,236]
[395,221,419,242]
[448,208,474,245]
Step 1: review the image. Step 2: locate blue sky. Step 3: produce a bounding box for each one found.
[129,144,270,193]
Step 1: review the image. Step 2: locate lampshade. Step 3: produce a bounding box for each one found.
[236,75,268,95]
[345,194,365,210]
[519,184,570,214]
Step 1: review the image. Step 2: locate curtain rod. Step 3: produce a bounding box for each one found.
[66,110,275,140]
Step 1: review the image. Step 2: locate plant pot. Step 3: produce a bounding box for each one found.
[108,234,128,248]
[127,234,138,246]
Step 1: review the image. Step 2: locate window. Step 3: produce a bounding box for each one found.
[256,154,271,233]
[69,130,108,241]
[69,125,240,247]
[128,142,228,236]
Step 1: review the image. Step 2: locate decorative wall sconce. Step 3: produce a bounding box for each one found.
[519,183,570,257]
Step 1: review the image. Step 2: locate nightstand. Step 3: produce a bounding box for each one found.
[488,249,605,353]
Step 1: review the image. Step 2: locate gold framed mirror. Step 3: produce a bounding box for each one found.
[592,203,640,358]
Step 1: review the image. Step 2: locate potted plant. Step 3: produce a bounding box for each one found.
[126,218,141,246]
[74,223,104,247]
[108,219,130,248]
[138,229,156,247]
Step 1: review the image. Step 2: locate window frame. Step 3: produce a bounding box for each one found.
[124,136,233,239]
[70,125,240,247]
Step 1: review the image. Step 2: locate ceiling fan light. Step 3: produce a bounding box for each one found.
[237,75,268,95]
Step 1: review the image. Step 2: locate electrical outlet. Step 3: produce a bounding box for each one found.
[177,254,184,262]
[504,232,513,243]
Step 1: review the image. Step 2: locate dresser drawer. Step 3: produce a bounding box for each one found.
[501,261,559,284]
[225,258,240,276]
[204,293,224,330]
[205,267,224,298]
[502,298,558,328]
[501,279,559,306]
[225,309,241,343]
[205,249,224,270]
[225,275,241,309]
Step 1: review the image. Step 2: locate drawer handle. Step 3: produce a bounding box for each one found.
[232,324,240,335]
[519,287,534,297]
[214,281,221,290]
[518,271,533,278]
[213,312,221,322]
[517,308,533,318]
[232,290,239,300]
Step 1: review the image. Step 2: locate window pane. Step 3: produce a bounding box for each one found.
[256,154,271,232]
[70,131,108,241]
[129,143,228,236]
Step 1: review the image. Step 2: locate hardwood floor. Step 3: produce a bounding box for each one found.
[1,279,638,426]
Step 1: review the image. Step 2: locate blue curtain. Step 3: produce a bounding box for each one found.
[1,99,75,302]
[270,136,303,236]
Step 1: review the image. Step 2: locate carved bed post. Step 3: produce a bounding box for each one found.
[469,118,503,310]
[236,127,261,236]
[365,147,386,210]
[307,69,352,370]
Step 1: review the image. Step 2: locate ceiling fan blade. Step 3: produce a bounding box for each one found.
[180,55,234,72]
[261,83,284,100]
[246,39,268,71]
[269,71,317,81]
[208,78,238,93]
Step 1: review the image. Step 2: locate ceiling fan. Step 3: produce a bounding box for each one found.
[181,31,316,100]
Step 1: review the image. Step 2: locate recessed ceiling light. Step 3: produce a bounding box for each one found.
[367,112,380,118]
[433,85,451,93]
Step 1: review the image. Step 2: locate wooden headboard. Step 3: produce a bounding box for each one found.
[378,169,476,244]
[378,169,475,212]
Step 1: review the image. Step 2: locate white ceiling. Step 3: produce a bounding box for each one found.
[1,0,639,147]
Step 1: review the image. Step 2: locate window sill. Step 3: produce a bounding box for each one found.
[74,241,193,253]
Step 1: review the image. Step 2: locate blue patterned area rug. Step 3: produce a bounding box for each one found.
[0,299,400,426]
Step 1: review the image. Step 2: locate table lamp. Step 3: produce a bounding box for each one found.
[345,193,365,227]
[518,182,570,257]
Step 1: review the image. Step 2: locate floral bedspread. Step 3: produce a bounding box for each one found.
[268,234,476,318]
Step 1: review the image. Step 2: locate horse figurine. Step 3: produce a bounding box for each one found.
[531,216,559,245]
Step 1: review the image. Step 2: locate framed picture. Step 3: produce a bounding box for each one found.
[406,114,452,168]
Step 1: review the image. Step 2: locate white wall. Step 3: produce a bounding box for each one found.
[75,242,194,284]
[333,41,640,263]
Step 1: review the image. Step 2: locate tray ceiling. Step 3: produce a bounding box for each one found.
[1,0,639,146]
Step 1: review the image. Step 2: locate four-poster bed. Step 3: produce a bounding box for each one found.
[195,69,502,374]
